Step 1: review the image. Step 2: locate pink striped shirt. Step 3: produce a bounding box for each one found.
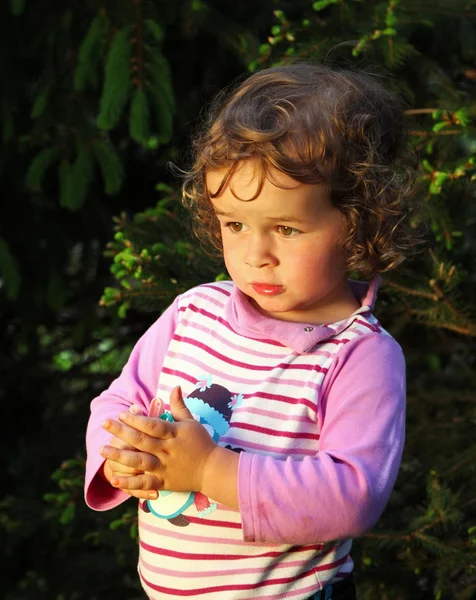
[85,278,406,598]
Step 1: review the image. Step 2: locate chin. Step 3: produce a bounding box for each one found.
[251,297,294,316]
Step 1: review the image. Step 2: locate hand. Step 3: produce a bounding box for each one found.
[102,404,154,499]
[100,387,218,497]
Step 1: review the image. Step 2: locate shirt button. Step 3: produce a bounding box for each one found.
[304,326,314,332]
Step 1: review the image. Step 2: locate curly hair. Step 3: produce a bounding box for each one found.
[182,62,419,278]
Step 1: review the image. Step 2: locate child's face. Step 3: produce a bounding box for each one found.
[207,160,357,324]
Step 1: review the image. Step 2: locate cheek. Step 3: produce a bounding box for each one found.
[221,240,241,274]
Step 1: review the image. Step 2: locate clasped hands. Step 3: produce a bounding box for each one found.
[100,386,218,500]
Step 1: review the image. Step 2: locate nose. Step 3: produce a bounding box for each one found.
[245,234,278,268]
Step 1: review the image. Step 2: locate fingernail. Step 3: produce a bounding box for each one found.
[101,446,111,457]
[119,412,128,421]
[103,419,112,430]
[148,491,158,499]
[130,404,141,415]
[111,477,119,486]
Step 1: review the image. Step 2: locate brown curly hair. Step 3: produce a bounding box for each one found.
[182,63,419,278]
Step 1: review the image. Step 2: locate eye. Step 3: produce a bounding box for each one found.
[277,225,300,237]
[225,222,246,233]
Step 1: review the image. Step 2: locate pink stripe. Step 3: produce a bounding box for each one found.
[233,406,315,424]
[344,327,365,336]
[162,363,321,391]
[254,391,318,413]
[312,553,348,572]
[180,317,294,360]
[183,316,335,360]
[188,291,226,310]
[256,582,327,600]
[140,539,323,560]
[319,337,350,346]
[232,421,318,440]
[172,335,327,373]
[140,556,319,579]
[140,520,266,546]
[140,564,322,596]
[179,304,285,347]
[157,385,319,416]
[162,367,197,386]
[355,318,379,332]
[220,437,317,455]
[200,283,232,297]
[186,515,242,528]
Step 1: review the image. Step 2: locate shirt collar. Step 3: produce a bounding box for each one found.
[224,276,381,354]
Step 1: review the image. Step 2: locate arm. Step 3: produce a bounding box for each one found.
[84,298,178,510]
[239,332,406,544]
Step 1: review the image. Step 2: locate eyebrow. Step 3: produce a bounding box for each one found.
[214,210,308,224]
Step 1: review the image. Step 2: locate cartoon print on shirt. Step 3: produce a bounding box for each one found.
[141,375,244,527]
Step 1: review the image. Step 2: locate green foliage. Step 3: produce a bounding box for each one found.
[25,147,60,192]
[30,87,50,119]
[100,186,219,317]
[97,27,133,131]
[3,0,476,598]
[10,0,24,17]
[74,12,110,92]
[129,88,150,145]
[93,138,124,195]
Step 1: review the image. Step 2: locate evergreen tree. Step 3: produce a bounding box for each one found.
[1,1,475,598]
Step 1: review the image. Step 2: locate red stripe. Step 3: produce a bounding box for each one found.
[140,555,345,596]
[161,373,319,414]
[231,421,318,440]
[140,540,323,560]
[178,304,286,347]
[172,334,327,373]
[162,367,196,385]
[199,283,232,297]
[319,337,350,346]
[311,553,348,572]
[186,515,242,529]
[354,318,379,332]
[253,391,318,414]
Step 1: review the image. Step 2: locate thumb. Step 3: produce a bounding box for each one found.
[170,386,193,422]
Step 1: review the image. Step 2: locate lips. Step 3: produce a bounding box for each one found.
[251,283,284,297]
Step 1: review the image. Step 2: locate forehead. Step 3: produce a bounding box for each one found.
[206,160,333,222]
[205,160,301,199]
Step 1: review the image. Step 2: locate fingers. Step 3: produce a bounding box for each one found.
[111,473,162,498]
[102,413,174,451]
[106,458,139,476]
[108,435,135,451]
[101,445,159,473]
[149,397,164,418]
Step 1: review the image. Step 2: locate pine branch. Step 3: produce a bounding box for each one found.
[132,0,145,90]
[74,11,109,92]
[25,147,61,192]
[129,88,150,145]
[92,139,124,195]
[97,27,133,130]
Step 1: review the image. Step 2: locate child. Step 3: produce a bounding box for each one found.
[85,63,417,599]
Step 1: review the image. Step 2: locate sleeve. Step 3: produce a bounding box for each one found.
[84,298,179,511]
[238,332,406,545]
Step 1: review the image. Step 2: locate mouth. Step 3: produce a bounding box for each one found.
[251,283,285,297]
